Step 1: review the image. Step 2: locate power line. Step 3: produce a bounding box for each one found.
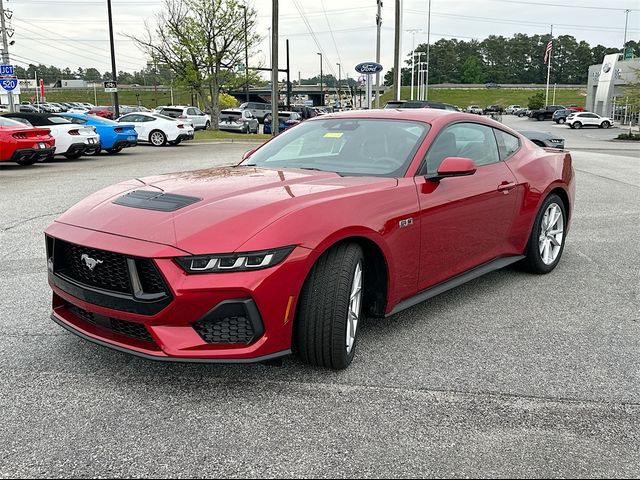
[320,0,343,66]
[484,0,633,11]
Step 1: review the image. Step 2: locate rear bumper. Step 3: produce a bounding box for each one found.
[60,142,88,156]
[176,133,194,142]
[8,147,55,163]
[109,139,138,150]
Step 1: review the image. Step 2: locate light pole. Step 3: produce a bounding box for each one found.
[0,0,15,112]
[623,9,631,50]
[317,52,323,106]
[336,62,341,108]
[425,0,432,101]
[107,0,120,117]
[240,4,249,103]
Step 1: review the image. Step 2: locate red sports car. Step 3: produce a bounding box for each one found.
[45,109,575,369]
[0,116,55,166]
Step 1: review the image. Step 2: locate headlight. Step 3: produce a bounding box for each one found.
[175,246,295,274]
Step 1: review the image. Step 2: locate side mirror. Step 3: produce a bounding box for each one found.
[429,157,477,181]
[242,148,257,161]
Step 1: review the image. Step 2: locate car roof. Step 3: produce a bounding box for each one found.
[3,112,69,125]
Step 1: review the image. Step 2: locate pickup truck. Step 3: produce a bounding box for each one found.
[528,105,565,121]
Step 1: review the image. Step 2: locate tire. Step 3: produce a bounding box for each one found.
[205,121,211,130]
[149,130,167,146]
[243,124,249,134]
[574,121,582,129]
[294,243,365,370]
[64,152,82,160]
[558,118,566,124]
[537,114,545,121]
[601,121,610,129]
[520,193,567,274]
[569,123,575,129]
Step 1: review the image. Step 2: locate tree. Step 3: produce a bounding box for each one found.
[460,56,484,83]
[130,0,260,130]
[528,92,545,109]
[84,68,102,83]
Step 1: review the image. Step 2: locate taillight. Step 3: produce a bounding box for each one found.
[68,129,80,136]
[12,132,27,139]
[177,124,184,129]
[114,127,123,133]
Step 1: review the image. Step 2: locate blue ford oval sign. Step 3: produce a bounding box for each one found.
[355,62,383,75]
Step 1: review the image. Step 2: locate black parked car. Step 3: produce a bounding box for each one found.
[528,105,565,121]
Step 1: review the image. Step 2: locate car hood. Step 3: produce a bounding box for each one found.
[55,166,397,254]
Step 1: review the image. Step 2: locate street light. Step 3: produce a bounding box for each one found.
[106,0,120,117]
[317,52,323,106]
[239,4,249,103]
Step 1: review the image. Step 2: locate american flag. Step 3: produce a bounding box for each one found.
[543,40,553,65]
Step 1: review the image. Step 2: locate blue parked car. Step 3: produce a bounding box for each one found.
[57,113,138,154]
[263,111,302,135]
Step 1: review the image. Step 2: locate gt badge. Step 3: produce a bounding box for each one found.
[399,218,414,228]
[81,254,103,271]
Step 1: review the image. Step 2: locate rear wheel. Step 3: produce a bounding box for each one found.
[294,243,364,370]
[537,114,545,121]
[149,130,167,146]
[558,118,566,124]
[521,194,567,274]
[205,121,211,130]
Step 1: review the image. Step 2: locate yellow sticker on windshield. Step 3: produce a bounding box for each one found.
[324,132,343,138]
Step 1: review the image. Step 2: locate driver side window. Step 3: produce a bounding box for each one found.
[421,122,500,174]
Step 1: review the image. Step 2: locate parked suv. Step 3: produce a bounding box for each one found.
[566,112,613,129]
[505,105,522,115]
[552,108,578,124]
[528,105,565,121]
[158,106,211,130]
[239,102,272,123]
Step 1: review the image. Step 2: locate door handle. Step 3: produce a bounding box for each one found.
[497,181,517,192]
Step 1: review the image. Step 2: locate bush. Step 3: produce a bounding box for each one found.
[219,93,238,110]
[616,132,640,141]
[528,92,545,110]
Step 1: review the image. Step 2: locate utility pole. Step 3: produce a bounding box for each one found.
[375,0,382,108]
[240,4,249,102]
[392,0,402,101]
[0,0,15,113]
[107,0,120,117]
[545,25,553,107]
[271,0,279,135]
[623,9,630,50]
[317,52,323,106]
[286,39,291,107]
[336,62,341,108]
[425,0,431,101]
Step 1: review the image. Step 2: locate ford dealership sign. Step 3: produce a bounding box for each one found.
[355,62,383,75]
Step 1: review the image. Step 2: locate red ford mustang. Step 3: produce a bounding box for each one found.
[0,116,55,166]
[46,109,574,369]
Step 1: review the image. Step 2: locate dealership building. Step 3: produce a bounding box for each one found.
[587,53,640,121]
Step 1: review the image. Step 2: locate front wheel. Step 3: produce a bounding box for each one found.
[558,118,566,124]
[294,243,364,370]
[520,194,567,274]
[149,130,167,146]
[601,121,611,129]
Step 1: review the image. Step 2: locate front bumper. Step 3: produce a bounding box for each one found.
[46,222,311,362]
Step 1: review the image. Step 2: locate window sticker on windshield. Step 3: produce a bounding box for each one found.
[323,132,343,138]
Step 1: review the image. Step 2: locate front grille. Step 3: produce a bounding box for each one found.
[135,259,166,294]
[56,240,132,294]
[193,315,256,344]
[68,303,154,343]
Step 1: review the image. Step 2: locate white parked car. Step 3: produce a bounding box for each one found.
[158,105,211,130]
[465,105,483,115]
[4,112,100,159]
[505,104,522,115]
[117,112,195,146]
[566,112,613,129]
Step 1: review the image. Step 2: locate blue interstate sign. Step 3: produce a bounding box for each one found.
[0,64,14,76]
[0,77,18,91]
[355,62,383,75]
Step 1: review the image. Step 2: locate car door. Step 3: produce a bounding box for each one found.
[413,122,519,290]
[583,113,599,126]
[186,107,202,129]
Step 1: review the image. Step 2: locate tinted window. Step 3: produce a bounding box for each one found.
[493,129,520,160]
[48,117,72,124]
[65,117,87,125]
[245,119,428,177]
[187,108,197,115]
[160,108,182,118]
[119,114,142,122]
[423,122,500,174]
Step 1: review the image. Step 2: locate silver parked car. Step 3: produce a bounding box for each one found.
[239,102,272,123]
[519,130,565,149]
[218,109,259,134]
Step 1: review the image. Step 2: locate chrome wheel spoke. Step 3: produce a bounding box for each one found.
[538,202,564,265]
[346,261,363,355]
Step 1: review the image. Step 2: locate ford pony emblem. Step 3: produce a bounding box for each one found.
[81,254,104,271]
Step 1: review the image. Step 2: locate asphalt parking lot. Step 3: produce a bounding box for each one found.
[1,123,639,477]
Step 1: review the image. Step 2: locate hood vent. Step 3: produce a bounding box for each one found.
[113,190,201,212]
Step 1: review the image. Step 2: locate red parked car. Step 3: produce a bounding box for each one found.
[86,106,115,120]
[46,109,575,369]
[0,116,55,166]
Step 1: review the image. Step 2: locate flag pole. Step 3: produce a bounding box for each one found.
[545,25,553,106]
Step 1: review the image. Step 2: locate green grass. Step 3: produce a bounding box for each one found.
[194,130,270,141]
[380,87,587,108]
[33,88,194,108]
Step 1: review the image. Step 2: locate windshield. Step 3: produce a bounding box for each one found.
[244,118,428,177]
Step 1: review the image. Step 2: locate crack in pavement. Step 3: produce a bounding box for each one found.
[1,212,63,232]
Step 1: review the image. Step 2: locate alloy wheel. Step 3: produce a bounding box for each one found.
[538,203,564,265]
[346,260,363,355]
[150,131,165,146]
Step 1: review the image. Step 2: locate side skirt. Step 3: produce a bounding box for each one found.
[386,255,525,317]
